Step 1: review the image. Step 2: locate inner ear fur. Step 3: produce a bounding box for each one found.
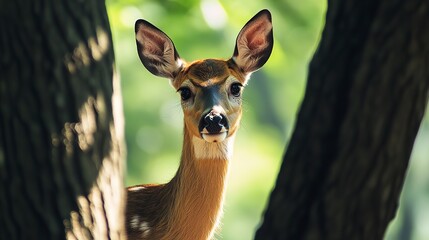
[135,19,183,79]
[232,9,274,75]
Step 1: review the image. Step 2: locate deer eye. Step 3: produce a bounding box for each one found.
[230,83,242,97]
[178,87,192,101]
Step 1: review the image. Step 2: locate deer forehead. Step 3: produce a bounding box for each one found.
[173,59,244,89]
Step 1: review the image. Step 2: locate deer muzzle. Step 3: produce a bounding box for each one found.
[198,110,229,142]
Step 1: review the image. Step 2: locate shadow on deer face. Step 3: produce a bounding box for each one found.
[135,10,273,143]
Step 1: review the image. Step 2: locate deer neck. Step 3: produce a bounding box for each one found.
[164,127,235,239]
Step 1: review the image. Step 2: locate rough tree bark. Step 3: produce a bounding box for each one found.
[256,0,429,239]
[0,1,126,239]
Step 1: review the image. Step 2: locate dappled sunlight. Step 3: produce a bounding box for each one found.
[65,157,125,240]
[63,118,125,240]
[64,196,93,240]
[76,97,98,151]
[59,64,126,238]
[112,65,126,145]
[65,27,110,73]
[56,96,99,153]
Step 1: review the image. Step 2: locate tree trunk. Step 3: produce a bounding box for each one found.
[255,0,429,239]
[0,1,126,239]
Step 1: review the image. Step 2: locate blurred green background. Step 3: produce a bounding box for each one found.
[106,0,429,239]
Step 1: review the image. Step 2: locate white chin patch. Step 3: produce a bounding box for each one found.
[202,132,228,143]
[192,134,235,160]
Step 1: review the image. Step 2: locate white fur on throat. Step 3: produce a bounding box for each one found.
[192,135,235,160]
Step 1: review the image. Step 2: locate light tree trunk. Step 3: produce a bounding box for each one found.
[255,0,429,239]
[0,1,126,239]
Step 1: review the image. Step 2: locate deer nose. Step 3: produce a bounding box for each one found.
[199,111,229,134]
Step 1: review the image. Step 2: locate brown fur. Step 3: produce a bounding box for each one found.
[126,60,244,240]
[126,60,239,240]
[128,9,273,240]
[173,59,247,88]
[127,130,229,240]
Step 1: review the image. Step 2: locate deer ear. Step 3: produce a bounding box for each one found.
[135,19,183,79]
[232,9,273,76]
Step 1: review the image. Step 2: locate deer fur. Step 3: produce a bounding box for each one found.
[126,9,273,240]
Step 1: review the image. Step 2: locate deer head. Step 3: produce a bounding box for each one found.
[135,10,273,146]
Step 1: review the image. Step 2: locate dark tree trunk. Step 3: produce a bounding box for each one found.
[0,1,126,239]
[256,0,429,239]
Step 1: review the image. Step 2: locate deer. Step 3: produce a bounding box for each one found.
[126,9,273,240]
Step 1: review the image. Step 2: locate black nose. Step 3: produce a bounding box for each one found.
[199,111,229,133]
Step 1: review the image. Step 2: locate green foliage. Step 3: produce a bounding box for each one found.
[107,0,429,239]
